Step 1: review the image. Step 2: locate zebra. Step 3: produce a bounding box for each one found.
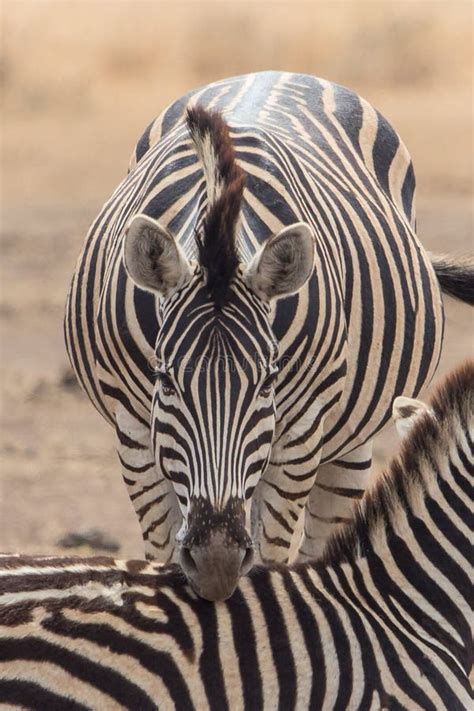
[65,71,473,601]
[1,361,472,710]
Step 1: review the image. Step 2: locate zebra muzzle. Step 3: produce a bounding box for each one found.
[180,530,254,602]
[179,498,254,601]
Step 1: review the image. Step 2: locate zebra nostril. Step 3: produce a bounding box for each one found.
[240,546,254,575]
[180,547,197,575]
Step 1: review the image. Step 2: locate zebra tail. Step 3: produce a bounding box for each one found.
[430,253,474,306]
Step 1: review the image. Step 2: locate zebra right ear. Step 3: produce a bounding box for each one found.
[123,214,192,298]
[392,396,434,439]
[243,222,315,302]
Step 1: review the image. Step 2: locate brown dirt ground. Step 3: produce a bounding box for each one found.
[0,2,473,559]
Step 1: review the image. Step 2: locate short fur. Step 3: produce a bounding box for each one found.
[322,359,474,566]
[65,73,455,594]
[186,107,245,308]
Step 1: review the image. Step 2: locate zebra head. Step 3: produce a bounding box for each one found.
[123,107,314,600]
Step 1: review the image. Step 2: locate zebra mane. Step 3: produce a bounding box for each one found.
[321,359,474,567]
[186,106,245,308]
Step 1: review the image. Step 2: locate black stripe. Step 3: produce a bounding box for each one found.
[315,482,365,499]
[227,587,263,710]
[42,610,194,708]
[187,600,228,711]
[261,521,291,551]
[306,510,351,524]
[70,222,112,424]
[134,118,154,164]
[146,169,202,218]
[115,428,148,451]
[245,172,297,225]
[333,84,364,159]
[0,679,89,711]
[426,495,472,573]
[451,453,474,500]
[0,637,157,710]
[264,500,296,535]
[372,111,400,196]
[143,506,173,536]
[252,570,297,710]
[119,454,155,475]
[133,286,159,349]
[100,381,149,428]
[284,568,327,709]
[137,491,169,519]
[401,161,415,224]
[332,458,372,471]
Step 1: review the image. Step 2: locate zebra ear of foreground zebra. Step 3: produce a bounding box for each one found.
[0,361,472,708]
[124,214,192,297]
[242,222,315,301]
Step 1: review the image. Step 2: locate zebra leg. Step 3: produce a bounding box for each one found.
[115,405,182,562]
[297,441,373,560]
[251,460,321,565]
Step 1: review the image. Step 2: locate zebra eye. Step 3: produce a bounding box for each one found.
[157,372,176,396]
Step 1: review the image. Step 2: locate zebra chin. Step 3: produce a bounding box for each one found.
[178,497,255,602]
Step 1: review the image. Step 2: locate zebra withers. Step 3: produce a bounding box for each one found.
[65,71,471,600]
[1,362,472,709]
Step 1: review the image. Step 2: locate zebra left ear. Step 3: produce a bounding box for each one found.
[243,222,315,301]
[123,214,192,298]
[392,396,434,439]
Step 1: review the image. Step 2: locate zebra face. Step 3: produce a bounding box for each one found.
[152,271,278,504]
[148,272,280,598]
[124,213,314,599]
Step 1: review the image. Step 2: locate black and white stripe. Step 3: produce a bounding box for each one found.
[66,71,462,596]
[1,362,472,709]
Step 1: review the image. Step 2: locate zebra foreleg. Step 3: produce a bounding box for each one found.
[115,405,182,562]
[251,460,321,565]
[297,441,373,561]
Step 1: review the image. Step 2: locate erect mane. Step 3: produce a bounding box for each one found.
[320,359,474,567]
[186,106,245,308]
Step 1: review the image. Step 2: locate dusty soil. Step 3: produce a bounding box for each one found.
[1,2,472,559]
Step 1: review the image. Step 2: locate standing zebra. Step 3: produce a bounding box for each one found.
[65,71,471,601]
[1,362,472,709]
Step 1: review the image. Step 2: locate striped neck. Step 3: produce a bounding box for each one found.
[320,363,473,672]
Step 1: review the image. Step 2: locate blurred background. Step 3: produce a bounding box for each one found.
[1,0,472,558]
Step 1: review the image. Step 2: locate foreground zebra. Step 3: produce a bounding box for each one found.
[1,362,472,709]
[65,71,473,600]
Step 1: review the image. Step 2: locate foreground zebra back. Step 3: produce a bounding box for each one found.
[1,362,472,710]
